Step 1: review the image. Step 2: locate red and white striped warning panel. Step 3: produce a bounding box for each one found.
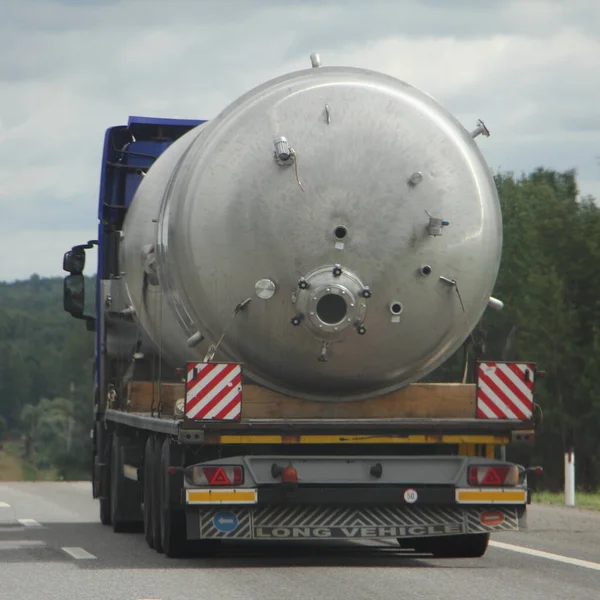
[476,362,535,420]
[185,362,243,421]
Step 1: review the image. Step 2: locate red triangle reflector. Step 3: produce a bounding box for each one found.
[482,467,506,485]
[210,467,230,485]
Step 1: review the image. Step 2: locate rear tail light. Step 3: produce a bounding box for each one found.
[468,465,519,486]
[280,466,298,483]
[527,466,543,475]
[271,463,299,483]
[188,465,244,486]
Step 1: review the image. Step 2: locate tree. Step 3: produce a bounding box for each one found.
[0,415,7,445]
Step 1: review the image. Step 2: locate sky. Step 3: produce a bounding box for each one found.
[1,0,599,282]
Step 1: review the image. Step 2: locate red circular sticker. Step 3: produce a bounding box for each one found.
[479,510,505,527]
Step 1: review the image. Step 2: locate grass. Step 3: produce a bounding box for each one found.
[0,439,58,482]
[532,490,600,511]
[0,441,23,480]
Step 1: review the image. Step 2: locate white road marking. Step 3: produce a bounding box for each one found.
[490,540,600,571]
[0,502,10,508]
[62,547,97,560]
[0,540,45,550]
[18,518,43,528]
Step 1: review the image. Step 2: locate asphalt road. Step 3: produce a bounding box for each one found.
[1,482,599,600]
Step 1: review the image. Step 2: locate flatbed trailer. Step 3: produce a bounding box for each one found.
[95,379,535,558]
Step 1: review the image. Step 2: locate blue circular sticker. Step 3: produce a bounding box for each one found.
[213,511,238,533]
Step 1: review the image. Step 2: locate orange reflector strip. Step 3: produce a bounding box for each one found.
[186,488,257,505]
[456,488,527,504]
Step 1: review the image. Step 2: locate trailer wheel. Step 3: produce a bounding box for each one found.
[143,437,155,549]
[151,436,164,554]
[400,533,490,558]
[159,437,188,558]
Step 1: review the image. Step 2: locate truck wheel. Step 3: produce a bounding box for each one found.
[400,533,490,558]
[110,435,128,532]
[99,497,112,526]
[159,437,188,558]
[152,436,164,554]
[110,434,142,533]
[143,437,155,549]
[99,443,111,525]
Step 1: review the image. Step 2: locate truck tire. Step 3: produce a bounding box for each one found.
[99,497,112,526]
[159,437,188,558]
[143,437,155,549]
[110,435,128,533]
[99,442,111,526]
[152,436,164,554]
[110,434,143,533]
[400,533,490,558]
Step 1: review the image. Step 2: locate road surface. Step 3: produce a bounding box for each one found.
[1,481,599,600]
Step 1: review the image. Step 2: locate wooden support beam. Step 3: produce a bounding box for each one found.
[124,381,476,420]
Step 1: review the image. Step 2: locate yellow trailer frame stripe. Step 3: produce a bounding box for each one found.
[213,434,510,445]
[186,488,258,505]
[456,488,527,504]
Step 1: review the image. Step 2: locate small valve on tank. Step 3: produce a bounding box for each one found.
[274,137,294,165]
[426,210,450,237]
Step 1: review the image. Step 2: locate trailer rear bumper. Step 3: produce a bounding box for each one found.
[184,486,527,506]
[185,503,526,541]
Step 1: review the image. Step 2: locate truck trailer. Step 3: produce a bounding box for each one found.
[62,55,539,558]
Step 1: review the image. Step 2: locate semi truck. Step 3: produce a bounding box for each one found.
[62,55,539,558]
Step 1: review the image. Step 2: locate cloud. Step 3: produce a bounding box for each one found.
[0,0,598,280]
[0,228,97,283]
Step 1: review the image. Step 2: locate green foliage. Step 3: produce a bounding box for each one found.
[0,275,95,479]
[20,397,90,478]
[490,170,600,490]
[432,168,600,490]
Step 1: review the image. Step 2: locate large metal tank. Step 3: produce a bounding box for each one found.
[121,58,502,401]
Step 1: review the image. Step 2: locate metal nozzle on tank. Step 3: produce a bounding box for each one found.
[471,119,490,139]
[290,265,369,340]
[488,297,504,311]
[310,52,322,68]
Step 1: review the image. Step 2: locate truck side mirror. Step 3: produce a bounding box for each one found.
[63,248,86,274]
[64,274,85,317]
